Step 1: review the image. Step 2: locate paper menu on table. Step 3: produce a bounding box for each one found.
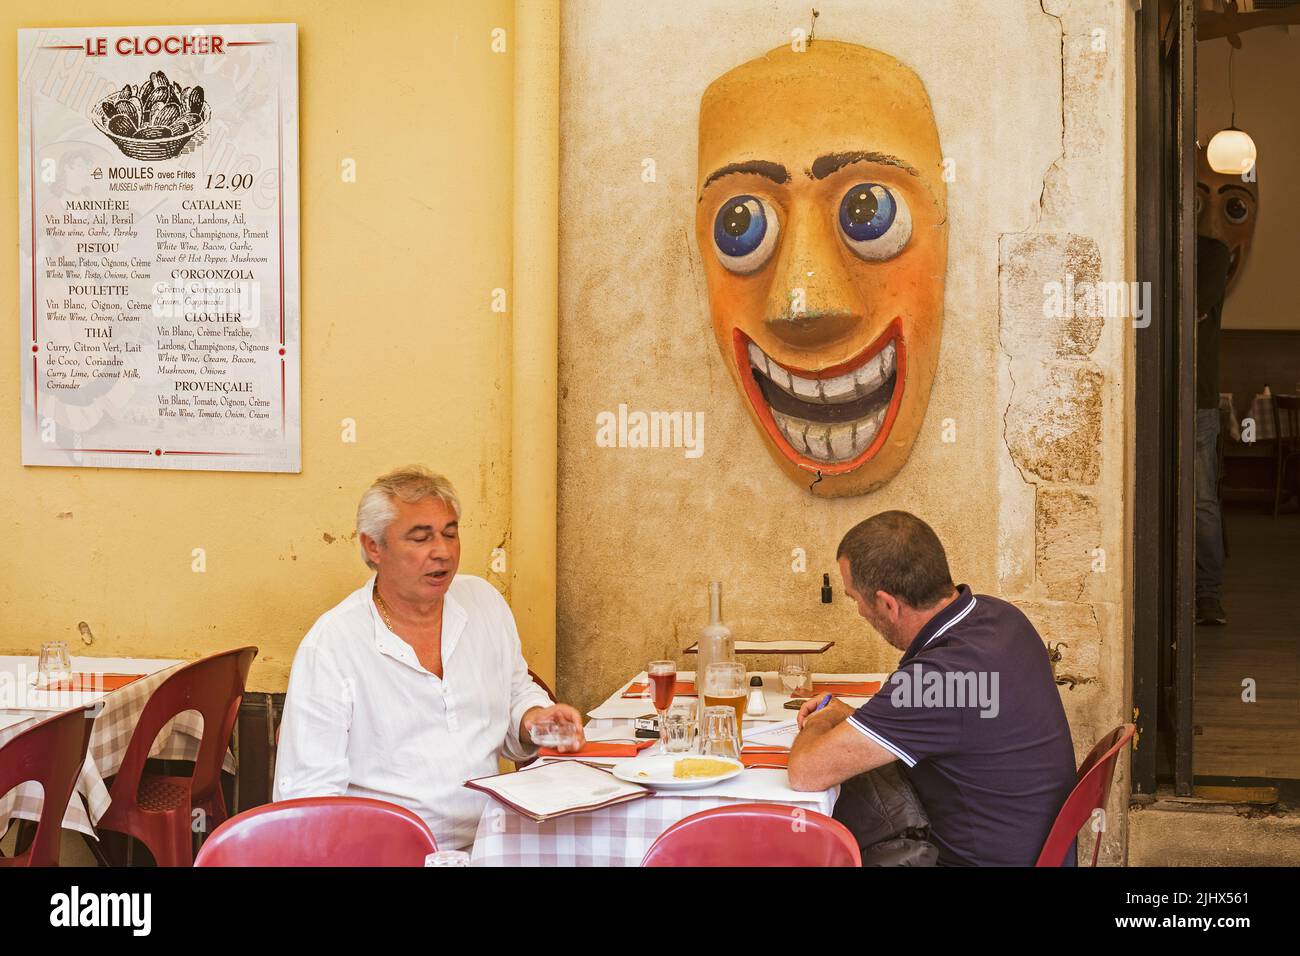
[742,719,800,748]
[464,760,649,822]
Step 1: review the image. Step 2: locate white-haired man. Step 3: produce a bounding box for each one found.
[274,465,584,851]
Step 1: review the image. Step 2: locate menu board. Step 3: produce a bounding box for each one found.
[17,24,300,472]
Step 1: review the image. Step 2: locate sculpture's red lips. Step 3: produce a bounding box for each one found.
[733,319,906,476]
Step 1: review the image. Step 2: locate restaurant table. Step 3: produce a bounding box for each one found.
[0,655,235,839]
[469,670,887,866]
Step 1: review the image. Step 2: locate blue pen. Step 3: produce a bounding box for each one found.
[812,693,833,713]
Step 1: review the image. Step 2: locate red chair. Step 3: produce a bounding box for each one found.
[641,803,861,867]
[193,796,437,867]
[94,646,257,867]
[1035,723,1137,867]
[0,706,93,867]
[528,668,557,704]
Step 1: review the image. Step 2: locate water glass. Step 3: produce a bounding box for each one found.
[662,702,695,753]
[528,718,579,749]
[700,705,741,761]
[779,655,813,696]
[38,641,72,687]
[425,850,471,867]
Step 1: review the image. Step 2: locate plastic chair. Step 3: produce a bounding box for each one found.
[94,646,257,867]
[528,668,557,704]
[641,803,861,867]
[193,796,438,867]
[0,706,94,867]
[1035,723,1136,867]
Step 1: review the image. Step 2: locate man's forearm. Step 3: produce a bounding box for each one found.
[790,710,839,758]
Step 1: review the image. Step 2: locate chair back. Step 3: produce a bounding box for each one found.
[0,706,93,866]
[528,668,557,703]
[1035,723,1136,867]
[641,802,861,867]
[193,796,437,866]
[1273,395,1300,448]
[108,646,256,809]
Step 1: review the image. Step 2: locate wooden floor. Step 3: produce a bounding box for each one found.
[1194,509,1300,780]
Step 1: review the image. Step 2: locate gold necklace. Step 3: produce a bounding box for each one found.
[373,588,398,631]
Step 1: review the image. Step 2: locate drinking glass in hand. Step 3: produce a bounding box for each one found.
[702,661,746,730]
[701,705,741,761]
[647,659,677,753]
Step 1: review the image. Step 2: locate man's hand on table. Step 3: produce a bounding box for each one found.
[795,695,855,731]
[520,703,587,753]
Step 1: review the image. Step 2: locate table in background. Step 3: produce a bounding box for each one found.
[0,655,234,838]
[469,670,886,866]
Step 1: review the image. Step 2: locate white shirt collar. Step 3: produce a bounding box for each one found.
[365,574,469,676]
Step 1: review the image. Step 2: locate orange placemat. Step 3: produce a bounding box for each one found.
[789,681,882,698]
[740,749,790,769]
[539,739,657,758]
[36,673,144,693]
[622,680,696,698]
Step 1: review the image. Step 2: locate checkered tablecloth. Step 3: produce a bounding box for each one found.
[469,669,856,866]
[1245,392,1295,442]
[0,657,236,839]
[470,787,836,866]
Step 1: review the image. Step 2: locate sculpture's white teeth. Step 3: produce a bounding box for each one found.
[749,341,896,405]
[773,406,888,464]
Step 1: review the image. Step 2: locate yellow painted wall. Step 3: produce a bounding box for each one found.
[0,1,548,692]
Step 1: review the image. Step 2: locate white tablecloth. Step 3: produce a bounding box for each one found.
[469,671,886,866]
[0,655,235,838]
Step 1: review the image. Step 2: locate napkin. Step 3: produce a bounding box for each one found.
[538,739,657,758]
[36,673,144,693]
[622,679,696,698]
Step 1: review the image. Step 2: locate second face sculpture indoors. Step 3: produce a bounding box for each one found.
[696,41,948,497]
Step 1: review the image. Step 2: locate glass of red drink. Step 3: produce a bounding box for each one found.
[647,659,677,752]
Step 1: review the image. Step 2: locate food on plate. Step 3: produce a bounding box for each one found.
[671,758,736,779]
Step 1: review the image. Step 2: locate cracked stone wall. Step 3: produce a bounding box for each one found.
[558,0,1133,862]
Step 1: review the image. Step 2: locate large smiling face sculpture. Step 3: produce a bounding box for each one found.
[696,42,947,496]
[1196,148,1258,295]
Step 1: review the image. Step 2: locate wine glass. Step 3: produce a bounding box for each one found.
[647,659,677,752]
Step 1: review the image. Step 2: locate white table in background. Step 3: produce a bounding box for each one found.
[0,655,233,839]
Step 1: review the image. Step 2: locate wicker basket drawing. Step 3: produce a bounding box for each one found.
[93,91,211,162]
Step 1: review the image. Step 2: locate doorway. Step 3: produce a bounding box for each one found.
[1134,0,1300,797]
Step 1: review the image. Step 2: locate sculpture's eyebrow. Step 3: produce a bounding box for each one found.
[702,160,790,190]
[809,151,920,180]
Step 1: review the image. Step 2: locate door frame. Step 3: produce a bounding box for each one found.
[1132,0,1198,797]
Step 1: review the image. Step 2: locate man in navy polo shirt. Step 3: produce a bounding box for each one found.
[788,511,1078,866]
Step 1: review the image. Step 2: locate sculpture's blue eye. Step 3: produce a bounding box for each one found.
[837,184,911,261]
[713,195,780,274]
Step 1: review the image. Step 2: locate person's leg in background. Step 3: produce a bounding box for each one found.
[1196,407,1227,624]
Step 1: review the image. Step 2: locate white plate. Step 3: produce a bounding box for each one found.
[611,754,744,790]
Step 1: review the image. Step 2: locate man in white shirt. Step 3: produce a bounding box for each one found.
[274,465,584,850]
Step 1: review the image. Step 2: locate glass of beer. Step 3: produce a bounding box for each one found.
[702,661,746,731]
[647,659,678,752]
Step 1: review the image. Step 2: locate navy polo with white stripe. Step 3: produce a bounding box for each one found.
[847,584,1078,866]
